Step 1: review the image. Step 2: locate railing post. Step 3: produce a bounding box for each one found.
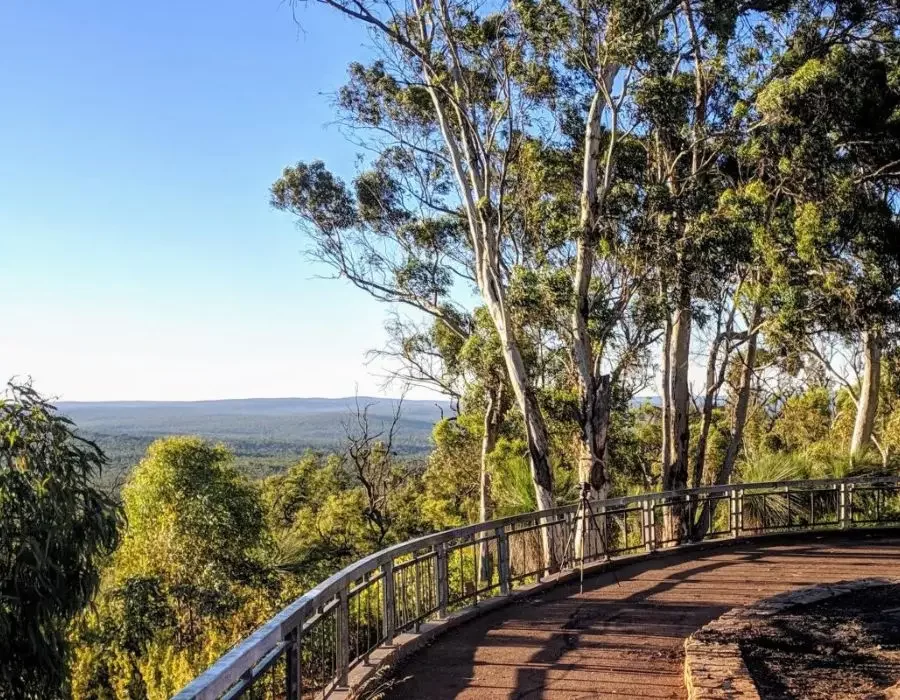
[414,557,423,627]
[496,526,511,596]
[848,482,854,527]
[642,499,654,553]
[684,493,693,543]
[598,504,610,560]
[839,481,852,529]
[785,485,791,527]
[285,626,301,700]
[435,542,449,618]
[336,587,349,687]
[381,560,395,644]
[730,487,740,538]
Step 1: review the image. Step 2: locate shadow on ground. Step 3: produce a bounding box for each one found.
[381,535,900,700]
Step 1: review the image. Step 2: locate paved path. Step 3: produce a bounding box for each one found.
[383,534,900,699]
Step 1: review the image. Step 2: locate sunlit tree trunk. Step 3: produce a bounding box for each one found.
[665,285,692,492]
[661,281,691,544]
[851,330,881,456]
[573,375,612,560]
[692,333,724,489]
[572,69,618,503]
[478,385,505,585]
[660,304,672,476]
[416,28,559,561]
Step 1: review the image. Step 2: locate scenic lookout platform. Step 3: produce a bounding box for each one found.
[174,477,900,700]
[380,535,900,698]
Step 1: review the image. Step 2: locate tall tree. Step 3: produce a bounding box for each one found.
[71,437,274,699]
[0,382,121,699]
[752,7,900,458]
[274,0,577,564]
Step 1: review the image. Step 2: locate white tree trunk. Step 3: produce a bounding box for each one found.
[720,304,762,485]
[851,330,881,456]
[662,286,691,544]
[692,332,724,489]
[572,74,616,501]
[665,290,691,492]
[660,312,672,476]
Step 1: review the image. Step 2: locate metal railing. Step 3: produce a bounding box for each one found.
[173,475,900,700]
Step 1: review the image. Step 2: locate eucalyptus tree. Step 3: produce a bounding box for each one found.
[630,0,784,501]
[511,0,698,501]
[750,5,900,458]
[629,0,900,499]
[273,0,568,529]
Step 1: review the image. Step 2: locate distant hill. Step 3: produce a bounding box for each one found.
[59,397,452,486]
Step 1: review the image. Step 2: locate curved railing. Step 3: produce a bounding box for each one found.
[173,475,900,700]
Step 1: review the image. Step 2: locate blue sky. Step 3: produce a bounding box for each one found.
[0,0,439,400]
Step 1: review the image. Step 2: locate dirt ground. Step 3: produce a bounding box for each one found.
[740,583,900,699]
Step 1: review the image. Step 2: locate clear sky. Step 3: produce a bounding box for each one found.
[0,0,439,401]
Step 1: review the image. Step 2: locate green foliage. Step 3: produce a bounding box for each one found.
[738,451,812,485]
[0,383,122,699]
[37,2,900,694]
[421,416,482,528]
[489,439,577,515]
[70,437,277,700]
[771,387,834,453]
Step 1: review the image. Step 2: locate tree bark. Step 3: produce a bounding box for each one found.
[480,388,502,525]
[487,303,554,510]
[573,374,612,560]
[664,285,691,492]
[572,86,610,553]
[661,283,691,545]
[692,335,722,489]
[572,89,606,497]
[660,310,672,476]
[851,330,881,456]
[578,375,612,494]
[478,384,506,585]
[483,294,558,569]
[572,70,617,502]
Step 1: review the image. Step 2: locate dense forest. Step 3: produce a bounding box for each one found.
[57,398,447,486]
[4,0,900,697]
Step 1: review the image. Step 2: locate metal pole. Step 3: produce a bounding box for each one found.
[496,526,511,596]
[285,626,301,700]
[381,560,395,643]
[839,482,848,529]
[336,587,350,687]
[579,483,589,594]
[435,542,449,618]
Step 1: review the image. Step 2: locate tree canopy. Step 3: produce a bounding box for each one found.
[0,383,121,699]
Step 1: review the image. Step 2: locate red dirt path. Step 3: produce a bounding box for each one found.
[382,534,900,699]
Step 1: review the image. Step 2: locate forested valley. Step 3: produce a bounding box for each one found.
[4,0,900,697]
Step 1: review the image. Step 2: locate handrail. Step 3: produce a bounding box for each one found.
[173,475,900,700]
